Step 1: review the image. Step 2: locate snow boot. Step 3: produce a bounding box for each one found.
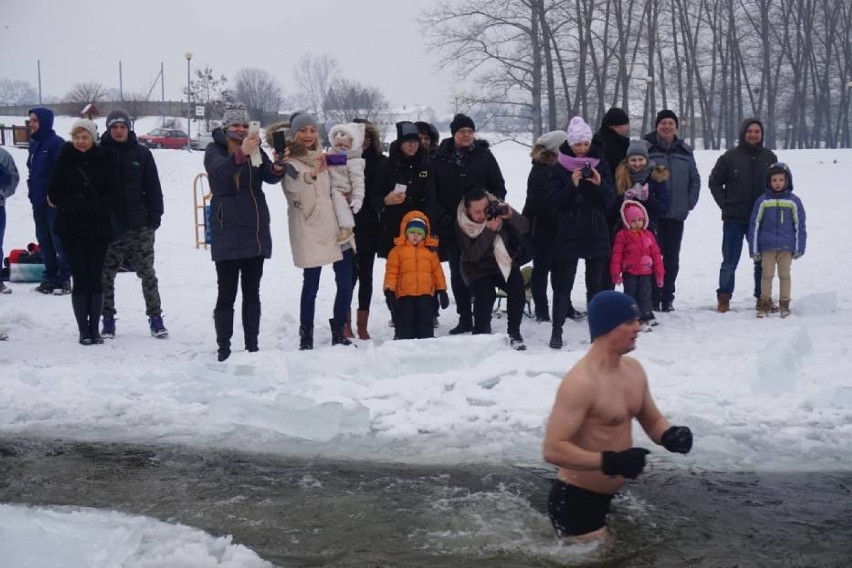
[242,302,261,352]
[72,295,92,345]
[779,299,791,318]
[717,292,731,313]
[101,317,116,339]
[756,298,771,318]
[343,309,355,339]
[449,316,473,335]
[214,309,234,361]
[330,318,353,346]
[509,332,526,351]
[299,324,313,350]
[356,309,371,340]
[88,293,104,344]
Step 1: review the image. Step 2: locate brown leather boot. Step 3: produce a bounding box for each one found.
[356,309,371,340]
[779,299,791,318]
[756,298,771,318]
[717,293,731,313]
[343,309,355,339]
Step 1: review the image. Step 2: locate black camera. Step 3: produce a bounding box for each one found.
[486,199,509,220]
[581,162,593,179]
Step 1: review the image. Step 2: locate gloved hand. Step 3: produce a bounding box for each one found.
[751,254,761,261]
[349,198,363,214]
[624,185,639,200]
[384,289,397,312]
[601,448,650,479]
[661,425,693,454]
[611,273,622,286]
[656,278,664,289]
[438,290,450,310]
[793,252,802,259]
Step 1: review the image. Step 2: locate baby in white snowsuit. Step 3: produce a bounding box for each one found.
[327,122,366,244]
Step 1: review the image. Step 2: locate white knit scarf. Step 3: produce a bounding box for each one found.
[456,196,513,283]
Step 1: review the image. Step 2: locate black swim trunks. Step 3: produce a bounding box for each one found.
[548,479,614,537]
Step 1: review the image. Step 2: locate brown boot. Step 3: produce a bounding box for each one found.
[756,298,780,312]
[717,293,731,313]
[343,309,355,339]
[356,309,371,340]
[779,299,791,318]
[756,298,770,318]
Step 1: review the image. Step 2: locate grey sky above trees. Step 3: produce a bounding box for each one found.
[0,0,454,114]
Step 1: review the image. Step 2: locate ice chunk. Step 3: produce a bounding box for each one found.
[755,326,813,394]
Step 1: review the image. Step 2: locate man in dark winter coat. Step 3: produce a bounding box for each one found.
[98,110,168,338]
[432,113,507,334]
[643,110,701,312]
[26,107,71,294]
[593,107,631,291]
[708,118,778,313]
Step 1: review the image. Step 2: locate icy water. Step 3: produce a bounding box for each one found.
[0,437,849,567]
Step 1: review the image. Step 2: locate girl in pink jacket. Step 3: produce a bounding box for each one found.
[610,200,665,330]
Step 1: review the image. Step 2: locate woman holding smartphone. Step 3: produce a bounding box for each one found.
[273,111,355,350]
[204,102,285,361]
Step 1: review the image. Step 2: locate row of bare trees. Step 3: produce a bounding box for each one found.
[422,0,852,149]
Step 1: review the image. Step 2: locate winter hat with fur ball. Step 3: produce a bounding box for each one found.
[536,130,568,152]
[70,118,98,140]
[565,116,593,145]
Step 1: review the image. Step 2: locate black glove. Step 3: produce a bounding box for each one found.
[661,426,693,454]
[438,290,450,310]
[601,448,650,479]
[384,289,397,312]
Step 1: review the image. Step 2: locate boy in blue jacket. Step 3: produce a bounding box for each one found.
[748,163,806,318]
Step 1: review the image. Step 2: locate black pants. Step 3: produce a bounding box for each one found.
[66,237,109,295]
[623,273,654,321]
[468,267,524,336]
[448,247,472,320]
[530,244,555,317]
[653,218,684,304]
[552,256,607,307]
[215,256,264,310]
[353,223,377,312]
[396,295,435,339]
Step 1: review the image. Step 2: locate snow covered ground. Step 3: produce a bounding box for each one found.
[0,114,850,558]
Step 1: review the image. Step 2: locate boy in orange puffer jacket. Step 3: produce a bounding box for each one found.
[384,211,449,339]
[610,200,664,331]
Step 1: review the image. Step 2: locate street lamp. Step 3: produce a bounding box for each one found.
[846,80,852,148]
[641,76,653,134]
[185,52,193,151]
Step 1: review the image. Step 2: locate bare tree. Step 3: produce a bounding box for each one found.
[293,53,338,120]
[0,78,38,105]
[184,65,228,129]
[233,68,283,122]
[64,81,108,105]
[323,78,391,128]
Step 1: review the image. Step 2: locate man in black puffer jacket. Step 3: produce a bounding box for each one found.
[708,118,778,312]
[432,114,506,334]
[99,110,167,339]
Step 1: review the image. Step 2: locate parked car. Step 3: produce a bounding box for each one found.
[191,131,215,150]
[138,128,189,150]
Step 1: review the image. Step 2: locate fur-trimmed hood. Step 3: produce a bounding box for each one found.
[328,122,365,158]
[394,209,439,248]
[530,145,559,166]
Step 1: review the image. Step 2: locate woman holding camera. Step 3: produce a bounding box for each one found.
[204,102,285,361]
[275,112,355,350]
[457,187,530,350]
[547,116,617,349]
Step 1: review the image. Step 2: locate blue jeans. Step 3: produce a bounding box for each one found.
[300,248,354,328]
[0,205,5,262]
[33,206,71,285]
[717,220,761,298]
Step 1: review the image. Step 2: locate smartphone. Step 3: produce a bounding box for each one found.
[326,154,348,166]
[248,121,261,135]
[272,130,286,154]
[393,183,407,195]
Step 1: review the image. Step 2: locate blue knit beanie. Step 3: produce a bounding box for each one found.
[588,291,640,340]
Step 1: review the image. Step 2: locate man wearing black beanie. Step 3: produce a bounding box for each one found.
[432,113,507,334]
[643,110,700,312]
[543,290,693,540]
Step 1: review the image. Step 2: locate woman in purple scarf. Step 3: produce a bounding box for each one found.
[547,116,617,349]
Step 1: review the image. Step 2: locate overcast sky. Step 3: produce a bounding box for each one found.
[1,0,458,116]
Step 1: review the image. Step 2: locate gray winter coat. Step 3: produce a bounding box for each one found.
[643,132,700,221]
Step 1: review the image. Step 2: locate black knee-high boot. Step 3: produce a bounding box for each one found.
[214,309,234,361]
[88,293,104,344]
[243,303,261,352]
[72,295,92,345]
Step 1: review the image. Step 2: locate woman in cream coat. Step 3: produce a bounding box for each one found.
[273,112,355,350]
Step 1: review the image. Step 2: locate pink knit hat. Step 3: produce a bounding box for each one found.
[566,116,593,145]
[625,204,645,225]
